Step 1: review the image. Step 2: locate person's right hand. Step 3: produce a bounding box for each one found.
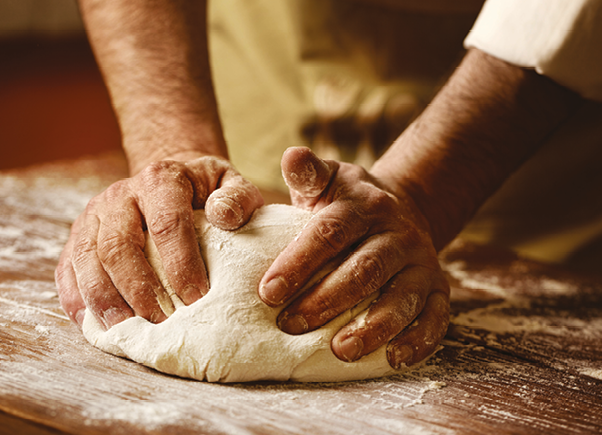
[55,156,264,330]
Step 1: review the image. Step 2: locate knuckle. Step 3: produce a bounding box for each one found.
[405,268,432,291]
[187,155,229,170]
[84,197,106,218]
[86,195,102,211]
[102,179,131,204]
[80,279,112,310]
[204,155,231,173]
[71,235,96,266]
[315,217,349,252]
[139,160,188,189]
[88,180,131,212]
[395,285,424,320]
[148,210,190,238]
[315,296,340,323]
[97,232,128,267]
[137,162,196,210]
[348,255,386,296]
[368,189,396,213]
[397,222,421,245]
[142,160,179,175]
[337,162,364,184]
[105,208,138,231]
[366,314,399,347]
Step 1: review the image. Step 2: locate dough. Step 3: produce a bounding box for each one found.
[82,204,398,383]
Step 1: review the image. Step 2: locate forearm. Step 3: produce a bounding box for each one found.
[78,0,227,175]
[371,48,583,250]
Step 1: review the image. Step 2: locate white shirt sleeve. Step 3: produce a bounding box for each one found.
[464,0,602,102]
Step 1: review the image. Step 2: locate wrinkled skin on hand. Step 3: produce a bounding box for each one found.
[259,147,450,369]
[55,156,263,330]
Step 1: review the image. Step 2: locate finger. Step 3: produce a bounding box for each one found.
[281,147,337,204]
[55,215,86,327]
[96,189,167,324]
[276,232,405,334]
[386,290,450,369]
[185,157,264,228]
[205,170,264,230]
[136,161,208,304]
[330,265,433,362]
[71,213,134,330]
[184,156,232,209]
[259,202,369,306]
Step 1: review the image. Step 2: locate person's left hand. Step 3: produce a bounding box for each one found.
[258,147,450,369]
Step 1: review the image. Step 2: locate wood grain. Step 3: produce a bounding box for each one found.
[0,153,600,435]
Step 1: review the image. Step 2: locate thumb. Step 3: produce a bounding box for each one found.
[205,172,264,231]
[281,147,338,200]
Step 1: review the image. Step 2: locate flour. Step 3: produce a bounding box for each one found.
[82,204,399,383]
[443,260,507,297]
[580,368,602,380]
[35,324,51,335]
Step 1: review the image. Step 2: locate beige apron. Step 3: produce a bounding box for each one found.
[208,0,602,268]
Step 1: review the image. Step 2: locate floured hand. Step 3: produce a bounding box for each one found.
[55,156,263,330]
[259,147,450,369]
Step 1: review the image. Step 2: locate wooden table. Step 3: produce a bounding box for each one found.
[1,153,600,435]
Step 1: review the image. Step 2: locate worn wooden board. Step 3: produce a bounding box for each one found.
[0,153,600,435]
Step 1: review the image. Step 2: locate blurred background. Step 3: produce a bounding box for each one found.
[0,0,121,170]
[0,0,482,171]
[4,0,598,273]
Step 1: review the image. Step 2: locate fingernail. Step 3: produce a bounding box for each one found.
[150,309,167,324]
[182,283,204,304]
[337,336,364,362]
[75,309,86,328]
[259,276,288,306]
[102,307,130,329]
[278,313,308,335]
[389,345,414,369]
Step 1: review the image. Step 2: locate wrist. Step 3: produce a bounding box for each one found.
[370,123,447,248]
[121,114,229,175]
[79,0,227,176]
[371,49,583,251]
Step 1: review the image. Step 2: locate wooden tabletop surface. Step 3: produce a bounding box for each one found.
[0,152,600,435]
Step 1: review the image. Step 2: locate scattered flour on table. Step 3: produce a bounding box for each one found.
[0,171,109,274]
[35,324,51,335]
[81,400,186,430]
[0,296,69,322]
[444,261,508,297]
[579,368,602,380]
[445,259,588,338]
[452,300,547,335]
[451,290,602,342]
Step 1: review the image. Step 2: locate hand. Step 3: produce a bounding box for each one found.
[258,147,450,368]
[56,156,263,330]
